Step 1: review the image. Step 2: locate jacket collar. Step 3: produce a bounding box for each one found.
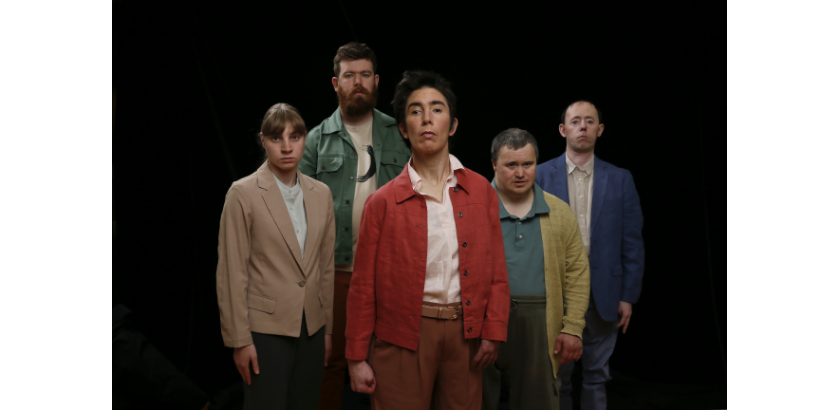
[394,157,471,204]
[322,107,396,135]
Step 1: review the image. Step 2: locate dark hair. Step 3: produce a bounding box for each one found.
[333,42,377,77]
[391,70,457,130]
[560,100,603,124]
[490,128,539,163]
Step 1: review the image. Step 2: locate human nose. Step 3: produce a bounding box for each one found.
[514,166,525,178]
[280,139,292,151]
[421,109,431,124]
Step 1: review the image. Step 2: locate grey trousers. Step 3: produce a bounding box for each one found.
[244,316,325,410]
[482,295,559,410]
[557,299,618,410]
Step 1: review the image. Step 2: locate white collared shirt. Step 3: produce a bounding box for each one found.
[407,154,465,303]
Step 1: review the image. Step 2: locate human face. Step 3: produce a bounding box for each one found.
[559,102,604,154]
[493,144,537,199]
[398,87,458,155]
[332,59,379,117]
[261,126,305,176]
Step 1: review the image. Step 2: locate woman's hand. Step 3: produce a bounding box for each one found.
[233,344,259,385]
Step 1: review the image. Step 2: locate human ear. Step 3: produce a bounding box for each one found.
[559,124,567,138]
[332,77,339,92]
[398,123,408,139]
[448,118,459,136]
[597,124,605,137]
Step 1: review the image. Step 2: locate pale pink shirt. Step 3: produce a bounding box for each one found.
[408,154,464,304]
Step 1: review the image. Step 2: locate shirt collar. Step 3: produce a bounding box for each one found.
[407,154,464,195]
[272,171,300,193]
[565,154,594,175]
[490,180,551,221]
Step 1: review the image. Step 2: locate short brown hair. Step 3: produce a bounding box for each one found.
[333,42,377,77]
[260,103,307,138]
[491,128,539,163]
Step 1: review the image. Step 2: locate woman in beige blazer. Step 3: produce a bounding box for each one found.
[216,103,336,410]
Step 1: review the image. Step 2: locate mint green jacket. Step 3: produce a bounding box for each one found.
[299,108,412,264]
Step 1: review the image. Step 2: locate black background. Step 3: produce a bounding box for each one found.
[113,0,726,399]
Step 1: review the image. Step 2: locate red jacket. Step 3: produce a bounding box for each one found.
[345,164,510,361]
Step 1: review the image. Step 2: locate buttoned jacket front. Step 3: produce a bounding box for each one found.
[536,153,644,322]
[344,164,510,361]
[298,108,412,265]
[216,162,336,348]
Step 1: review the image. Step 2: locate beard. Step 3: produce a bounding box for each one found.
[338,83,378,117]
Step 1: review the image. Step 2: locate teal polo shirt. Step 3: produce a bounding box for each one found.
[491,180,551,296]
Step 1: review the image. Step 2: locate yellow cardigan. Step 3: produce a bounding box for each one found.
[541,191,591,378]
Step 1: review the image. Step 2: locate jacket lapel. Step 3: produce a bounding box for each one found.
[590,156,608,231]
[299,175,320,270]
[550,153,570,204]
[257,164,305,274]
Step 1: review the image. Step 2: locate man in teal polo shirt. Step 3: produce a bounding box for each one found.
[298,42,412,410]
[482,128,591,410]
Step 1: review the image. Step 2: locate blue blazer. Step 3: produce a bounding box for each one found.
[535,153,644,322]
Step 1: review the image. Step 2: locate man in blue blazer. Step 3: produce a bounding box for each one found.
[535,101,644,410]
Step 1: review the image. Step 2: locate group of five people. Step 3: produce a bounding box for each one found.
[216,42,645,410]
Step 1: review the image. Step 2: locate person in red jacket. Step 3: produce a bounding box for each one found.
[344,70,510,410]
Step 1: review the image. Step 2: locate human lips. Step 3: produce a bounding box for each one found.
[421,131,436,138]
[281,157,296,163]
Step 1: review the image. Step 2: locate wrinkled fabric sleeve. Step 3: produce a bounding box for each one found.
[619,171,644,304]
[344,193,382,360]
[480,183,510,342]
[559,204,590,339]
[319,189,336,334]
[216,184,254,348]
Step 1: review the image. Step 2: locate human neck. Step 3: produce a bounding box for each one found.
[411,146,451,186]
[496,185,534,218]
[269,162,297,188]
[340,108,373,127]
[566,147,594,169]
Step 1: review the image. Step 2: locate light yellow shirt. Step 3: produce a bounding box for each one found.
[408,154,464,303]
[566,155,594,256]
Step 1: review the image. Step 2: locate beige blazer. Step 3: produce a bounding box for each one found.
[216,162,336,348]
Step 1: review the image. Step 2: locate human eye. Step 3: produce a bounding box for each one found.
[291,135,300,140]
[362,73,370,78]
[271,136,280,141]
[432,107,443,113]
[411,109,421,115]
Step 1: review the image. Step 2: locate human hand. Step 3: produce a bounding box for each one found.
[470,339,501,369]
[617,301,633,334]
[233,344,259,385]
[348,359,376,394]
[554,333,582,364]
[325,334,332,367]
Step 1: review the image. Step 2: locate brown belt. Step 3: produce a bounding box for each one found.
[421,304,462,320]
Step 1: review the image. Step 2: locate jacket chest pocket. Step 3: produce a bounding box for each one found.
[316,155,344,186]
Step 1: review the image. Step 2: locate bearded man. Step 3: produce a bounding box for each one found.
[298,42,412,410]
